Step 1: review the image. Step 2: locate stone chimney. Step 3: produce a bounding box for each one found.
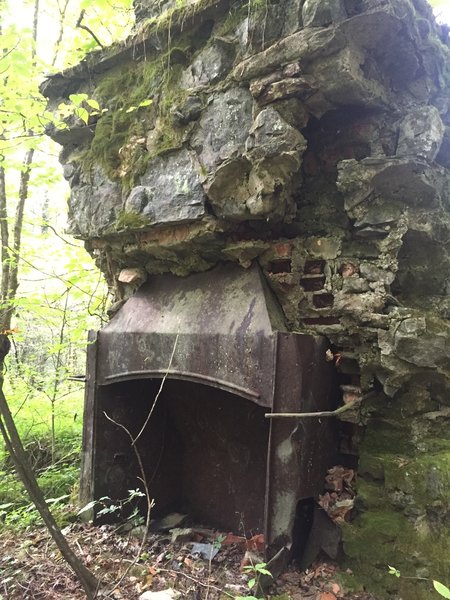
[41,0,450,595]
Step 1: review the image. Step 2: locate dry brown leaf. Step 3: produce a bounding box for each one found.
[246,534,265,552]
[331,582,341,595]
[319,592,337,600]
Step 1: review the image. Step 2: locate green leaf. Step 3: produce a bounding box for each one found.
[76,107,89,125]
[86,98,100,110]
[46,494,70,505]
[388,566,401,578]
[433,581,450,599]
[69,93,89,106]
[255,568,272,577]
[248,578,256,589]
[138,99,153,107]
[77,500,97,515]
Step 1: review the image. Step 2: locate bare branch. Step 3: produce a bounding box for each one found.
[36,219,81,247]
[52,0,70,67]
[265,400,361,419]
[133,333,179,445]
[103,411,154,595]
[76,9,105,49]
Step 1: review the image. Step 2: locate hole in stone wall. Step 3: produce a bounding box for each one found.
[300,275,325,291]
[268,259,292,274]
[300,107,374,171]
[313,293,334,308]
[304,260,325,275]
[336,422,360,463]
[192,19,215,49]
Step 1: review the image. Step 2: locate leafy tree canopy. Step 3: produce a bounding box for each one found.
[0,0,133,157]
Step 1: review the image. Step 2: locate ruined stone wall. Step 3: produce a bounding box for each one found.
[42,0,450,596]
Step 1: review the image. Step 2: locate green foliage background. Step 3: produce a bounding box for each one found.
[0,0,132,529]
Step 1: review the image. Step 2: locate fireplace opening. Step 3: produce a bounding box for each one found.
[97,377,270,533]
[82,262,340,554]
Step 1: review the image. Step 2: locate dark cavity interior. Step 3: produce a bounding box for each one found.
[96,378,270,534]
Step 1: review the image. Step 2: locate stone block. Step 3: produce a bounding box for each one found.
[191,88,253,172]
[180,39,235,88]
[302,0,347,27]
[397,106,445,161]
[68,166,122,237]
[123,149,206,227]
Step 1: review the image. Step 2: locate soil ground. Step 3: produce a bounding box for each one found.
[0,520,378,600]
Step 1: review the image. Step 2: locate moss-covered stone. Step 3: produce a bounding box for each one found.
[347,412,450,598]
[115,211,152,231]
[342,506,450,599]
[81,49,192,189]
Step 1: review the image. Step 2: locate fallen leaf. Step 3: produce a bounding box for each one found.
[319,593,336,600]
[141,573,153,590]
[246,534,265,553]
[222,533,246,546]
[331,582,341,595]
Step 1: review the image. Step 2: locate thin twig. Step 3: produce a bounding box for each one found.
[265,400,360,419]
[132,333,179,445]
[101,334,179,594]
[76,10,105,49]
[156,567,233,597]
[40,222,81,247]
[103,412,154,597]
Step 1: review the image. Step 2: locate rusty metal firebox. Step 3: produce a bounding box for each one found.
[81,262,337,556]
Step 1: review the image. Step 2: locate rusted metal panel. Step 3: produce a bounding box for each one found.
[97,263,280,407]
[79,330,98,511]
[265,333,338,556]
[82,261,338,555]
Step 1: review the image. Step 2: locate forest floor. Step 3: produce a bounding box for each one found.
[0,519,378,600]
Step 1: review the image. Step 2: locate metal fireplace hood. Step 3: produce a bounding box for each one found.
[81,262,337,556]
[96,262,287,405]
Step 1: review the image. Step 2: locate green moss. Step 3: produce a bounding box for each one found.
[361,417,412,455]
[136,0,219,41]
[342,509,450,599]
[358,454,385,481]
[384,450,450,504]
[115,211,152,231]
[346,429,450,597]
[215,2,249,36]
[81,49,190,189]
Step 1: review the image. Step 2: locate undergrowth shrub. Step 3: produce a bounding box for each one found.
[0,389,83,530]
